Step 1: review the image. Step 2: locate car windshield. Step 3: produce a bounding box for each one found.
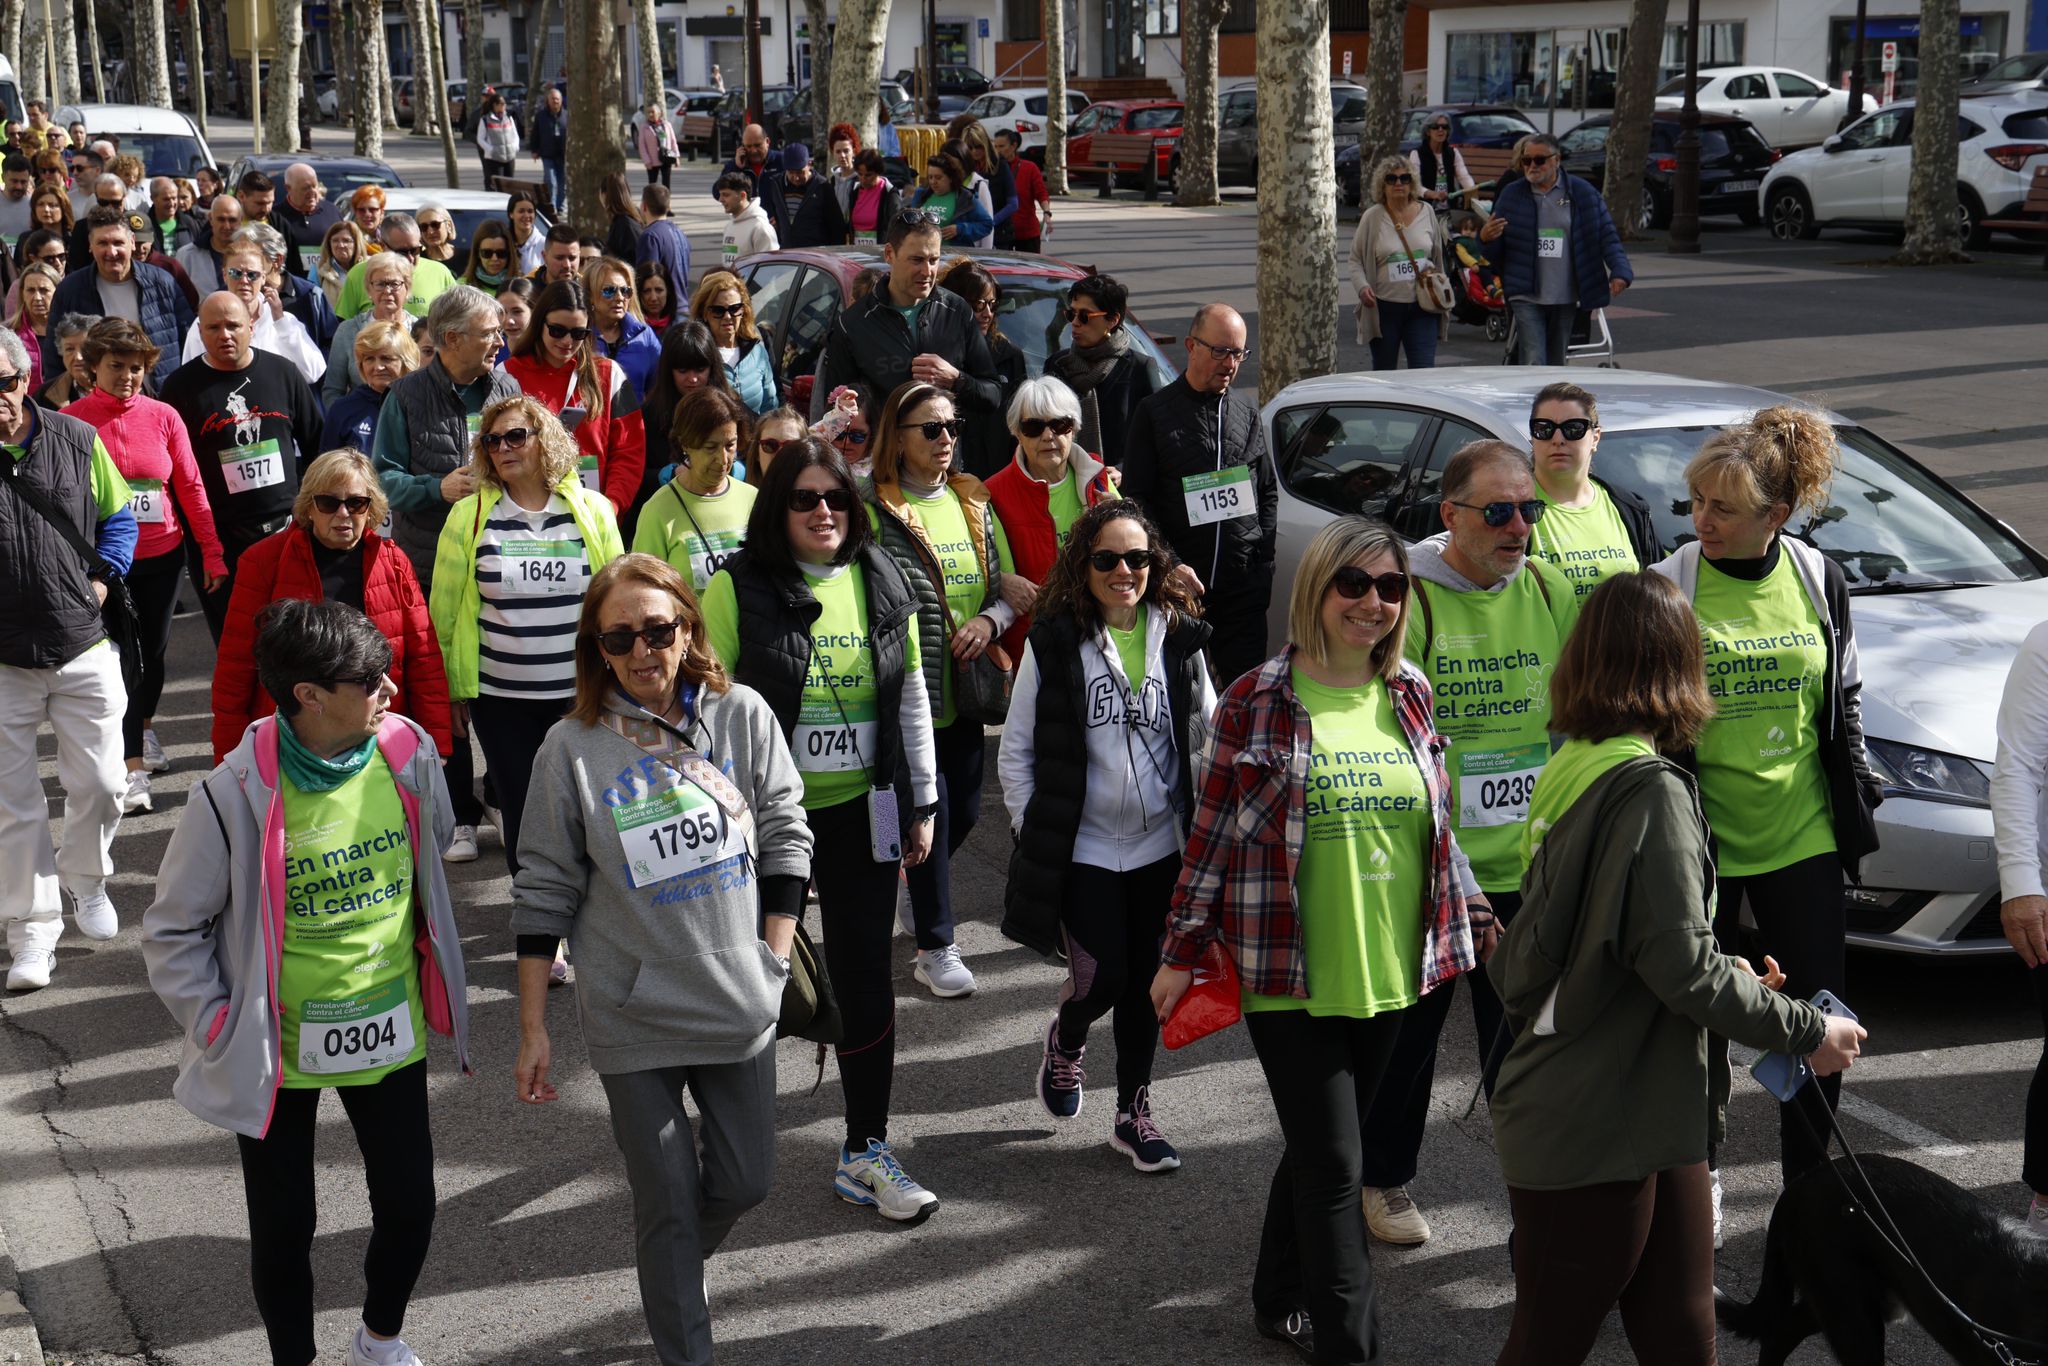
[1333,89,1366,123]
[1657,75,1712,96]
[1130,106,1182,130]
[1597,425,2040,588]
[1463,111,1539,140]
[1982,53,2048,80]
[118,133,211,177]
[992,276,1179,387]
[316,165,405,190]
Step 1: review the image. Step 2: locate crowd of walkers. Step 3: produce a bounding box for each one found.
[3,128,2043,1366]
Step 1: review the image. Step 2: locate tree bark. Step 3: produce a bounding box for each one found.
[526,0,552,90]
[1355,0,1403,176]
[404,0,437,137]
[1895,0,1968,264]
[803,0,830,124]
[1042,0,1067,194]
[1256,0,1335,405]
[265,0,304,153]
[564,0,623,229]
[1173,0,1223,206]
[0,0,23,94]
[427,2,462,185]
[465,0,488,129]
[21,7,44,104]
[132,0,172,108]
[633,0,661,109]
[50,0,78,105]
[1600,0,1664,237]
[825,0,889,150]
[353,0,385,155]
[379,15,399,129]
[96,0,115,106]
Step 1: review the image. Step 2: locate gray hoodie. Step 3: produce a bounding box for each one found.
[511,683,813,1074]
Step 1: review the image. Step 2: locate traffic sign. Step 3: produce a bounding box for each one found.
[1882,41,1899,74]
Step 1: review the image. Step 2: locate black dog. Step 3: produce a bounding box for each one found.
[1716,1153,2048,1365]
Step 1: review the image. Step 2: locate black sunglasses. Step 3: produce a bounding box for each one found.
[835,428,869,446]
[0,371,23,394]
[545,322,591,341]
[597,620,681,656]
[1330,566,1410,602]
[1529,417,1594,441]
[1384,173,1415,185]
[324,669,388,694]
[1019,416,1076,439]
[312,494,374,515]
[1447,498,1546,528]
[477,246,509,259]
[391,244,423,259]
[788,487,857,513]
[913,418,965,441]
[895,208,942,226]
[1088,549,1150,573]
[702,302,746,320]
[480,427,533,450]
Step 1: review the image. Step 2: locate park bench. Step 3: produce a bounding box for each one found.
[680,113,717,161]
[1451,145,1518,206]
[1978,164,2048,269]
[1072,132,1162,200]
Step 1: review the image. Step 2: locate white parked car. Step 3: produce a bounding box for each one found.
[54,103,215,178]
[1261,366,2048,955]
[1758,95,2048,247]
[1654,65,1871,149]
[961,87,1092,152]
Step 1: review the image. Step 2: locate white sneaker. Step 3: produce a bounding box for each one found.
[481,799,504,837]
[443,825,478,863]
[1711,1167,1725,1250]
[120,769,153,814]
[348,1323,424,1366]
[70,884,118,940]
[1363,1185,1431,1245]
[6,948,54,991]
[914,944,975,998]
[896,879,914,936]
[142,728,170,773]
[834,1139,938,1224]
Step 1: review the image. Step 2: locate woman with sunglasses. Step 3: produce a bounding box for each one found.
[632,385,758,594]
[1001,501,1213,1169]
[696,436,941,1223]
[1526,381,1660,604]
[584,254,660,401]
[937,257,1024,478]
[430,396,623,878]
[867,380,1032,999]
[458,216,515,292]
[1408,116,1475,214]
[323,252,416,404]
[1349,154,1448,372]
[512,552,811,1366]
[212,449,450,766]
[1151,516,1488,1363]
[844,149,900,246]
[185,237,327,385]
[688,269,779,416]
[746,405,806,484]
[505,278,648,518]
[810,382,873,480]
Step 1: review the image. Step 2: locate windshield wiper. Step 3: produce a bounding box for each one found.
[1850,580,1996,595]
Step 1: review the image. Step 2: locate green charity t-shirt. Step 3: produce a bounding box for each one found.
[1048,469,1085,546]
[1532,483,1641,602]
[631,478,758,594]
[277,754,427,1087]
[1521,733,1658,873]
[1107,604,1148,693]
[1243,671,1430,1019]
[1404,561,1577,892]
[1693,553,1836,877]
[907,486,988,729]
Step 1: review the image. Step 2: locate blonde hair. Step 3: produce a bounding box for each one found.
[1287,517,1411,682]
[353,318,421,371]
[582,255,645,321]
[1367,154,1415,208]
[1684,404,1839,520]
[470,394,581,490]
[689,269,758,343]
[293,449,390,531]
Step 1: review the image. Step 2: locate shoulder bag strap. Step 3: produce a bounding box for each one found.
[0,455,116,581]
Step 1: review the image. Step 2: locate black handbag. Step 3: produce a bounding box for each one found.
[776,914,843,1045]
[0,459,143,695]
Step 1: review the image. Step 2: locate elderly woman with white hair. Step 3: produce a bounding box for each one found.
[1347,153,1450,372]
[181,228,328,385]
[982,373,1121,661]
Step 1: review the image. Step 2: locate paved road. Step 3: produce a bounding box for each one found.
[2,119,2045,1365]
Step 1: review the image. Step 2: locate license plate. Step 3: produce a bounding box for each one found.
[1722,179,1760,194]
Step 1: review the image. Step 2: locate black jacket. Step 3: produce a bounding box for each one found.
[1120,376,1276,588]
[957,332,1027,480]
[1044,343,1157,466]
[1001,608,1213,955]
[604,212,644,267]
[817,285,1000,420]
[529,106,569,161]
[0,407,124,669]
[760,173,846,249]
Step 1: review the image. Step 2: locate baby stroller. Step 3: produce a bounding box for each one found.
[1447,217,1509,342]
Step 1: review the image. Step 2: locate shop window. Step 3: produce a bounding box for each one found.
[1657,22,1745,85]
[1827,13,2009,97]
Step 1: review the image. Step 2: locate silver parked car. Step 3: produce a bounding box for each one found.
[1217,80,1366,188]
[1260,367,2048,955]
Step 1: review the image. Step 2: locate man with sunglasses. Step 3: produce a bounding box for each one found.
[1044,272,1156,464]
[1119,302,1275,690]
[1525,381,1659,603]
[51,208,195,393]
[337,216,456,322]
[1353,439,1580,1247]
[1477,133,1632,366]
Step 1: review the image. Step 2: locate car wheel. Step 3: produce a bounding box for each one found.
[1638,184,1658,231]
[1958,188,1989,250]
[1768,184,1820,241]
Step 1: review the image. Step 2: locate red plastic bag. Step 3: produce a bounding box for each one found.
[1162,941,1243,1050]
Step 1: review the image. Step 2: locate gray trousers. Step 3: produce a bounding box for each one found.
[600,1048,777,1365]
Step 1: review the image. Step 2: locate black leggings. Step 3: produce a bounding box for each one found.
[646,158,673,188]
[809,795,905,1152]
[468,693,569,878]
[122,546,185,761]
[904,719,983,951]
[1056,855,1178,1109]
[480,157,514,187]
[235,1061,434,1366]
[2026,964,2048,1195]
[1715,849,1846,1183]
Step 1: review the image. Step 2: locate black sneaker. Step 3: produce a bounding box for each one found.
[1036,1015,1085,1119]
[1254,1307,1314,1362]
[1109,1085,1181,1172]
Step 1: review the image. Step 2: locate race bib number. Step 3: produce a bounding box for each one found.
[298,980,416,1075]
[1183,465,1254,527]
[1537,228,1566,260]
[1382,251,1420,282]
[686,527,744,591]
[500,538,580,595]
[220,439,285,495]
[128,478,166,524]
[722,241,739,265]
[578,454,601,491]
[1458,742,1547,829]
[613,782,733,888]
[794,716,877,772]
[854,231,878,245]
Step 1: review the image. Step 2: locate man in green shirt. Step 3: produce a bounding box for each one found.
[1526,380,1660,602]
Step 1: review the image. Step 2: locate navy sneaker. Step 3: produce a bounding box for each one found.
[1036,1015,1085,1119]
[1254,1306,1314,1362]
[1110,1085,1181,1172]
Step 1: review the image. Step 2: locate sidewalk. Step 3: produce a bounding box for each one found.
[0,1214,42,1364]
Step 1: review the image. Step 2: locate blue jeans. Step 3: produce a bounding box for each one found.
[1511,301,1577,365]
[541,158,567,214]
[1368,297,1439,371]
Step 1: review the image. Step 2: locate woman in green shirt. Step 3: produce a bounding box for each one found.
[1526,380,1660,602]
[630,385,758,595]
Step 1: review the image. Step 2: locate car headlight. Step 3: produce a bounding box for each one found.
[1865,738,1991,807]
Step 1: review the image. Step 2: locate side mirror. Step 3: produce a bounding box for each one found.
[1822,135,1844,152]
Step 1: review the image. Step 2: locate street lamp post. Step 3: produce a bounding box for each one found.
[1845,0,1870,130]
[746,0,766,127]
[1669,0,1701,254]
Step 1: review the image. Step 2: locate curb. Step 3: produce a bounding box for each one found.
[0,1214,41,1365]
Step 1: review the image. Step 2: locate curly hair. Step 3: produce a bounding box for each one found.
[1032,501,1198,637]
[1367,153,1417,209]
[827,122,860,151]
[1686,404,1839,521]
[470,394,581,491]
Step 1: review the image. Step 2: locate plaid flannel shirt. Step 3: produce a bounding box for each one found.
[1160,647,1477,1000]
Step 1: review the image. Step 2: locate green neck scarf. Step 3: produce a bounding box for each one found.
[277,716,378,793]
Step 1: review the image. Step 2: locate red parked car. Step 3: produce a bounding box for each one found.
[1066,99,1185,188]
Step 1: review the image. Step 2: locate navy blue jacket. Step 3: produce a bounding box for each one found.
[50,262,195,391]
[1492,173,1633,313]
[637,218,692,294]
[321,383,387,455]
[529,106,569,161]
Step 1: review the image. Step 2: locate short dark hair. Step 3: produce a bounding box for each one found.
[742,436,874,574]
[992,128,1020,149]
[1069,272,1127,321]
[543,222,579,248]
[885,209,941,251]
[853,148,886,176]
[254,598,393,719]
[1531,380,1600,427]
[641,182,671,216]
[235,169,274,195]
[576,234,603,252]
[2,154,28,175]
[713,170,754,199]
[1441,439,1532,501]
[1548,572,1715,752]
[671,384,752,453]
[83,204,130,237]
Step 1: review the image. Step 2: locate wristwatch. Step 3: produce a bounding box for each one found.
[913,801,939,822]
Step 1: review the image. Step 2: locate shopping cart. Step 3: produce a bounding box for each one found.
[1501,307,1618,368]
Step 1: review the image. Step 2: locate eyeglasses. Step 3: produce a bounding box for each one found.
[895,208,942,226]
[1529,417,1593,442]
[0,371,23,394]
[597,620,681,656]
[757,436,789,456]
[788,487,857,513]
[1189,336,1248,362]
[312,493,374,515]
[1066,306,1109,324]
[1521,153,1558,167]
[1088,549,1150,573]
[329,669,389,694]
[912,418,965,441]
[1329,566,1410,602]
[480,427,533,451]
[1446,497,1546,528]
[477,246,509,260]
[702,302,746,320]
[1384,173,1414,185]
[223,266,265,283]
[834,428,869,446]
[544,322,591,341]
[1019,416,1076,439]
[971,297,997,316]
[370,279,407,291]
[598,284,631,300]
